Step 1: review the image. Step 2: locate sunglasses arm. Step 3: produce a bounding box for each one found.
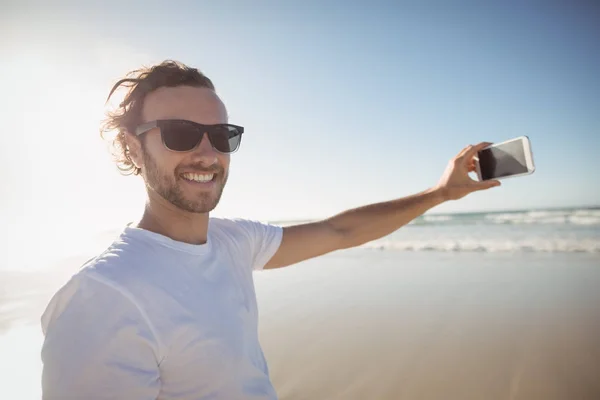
[135,121,159,136]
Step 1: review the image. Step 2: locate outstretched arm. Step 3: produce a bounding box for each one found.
[264,143,500,269]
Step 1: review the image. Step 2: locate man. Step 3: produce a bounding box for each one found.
[40,60,500,399]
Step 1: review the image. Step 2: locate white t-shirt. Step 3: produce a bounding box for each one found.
[40,218,283,400]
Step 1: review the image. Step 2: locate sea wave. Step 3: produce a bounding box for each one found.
[485,210,600,226]
[362,238,600,253]
[422,215,454,223]
[416,209,600,226]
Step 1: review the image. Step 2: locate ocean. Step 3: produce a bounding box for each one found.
[274,206,600,254]
[363,207,600,253]
[1,206,599,399]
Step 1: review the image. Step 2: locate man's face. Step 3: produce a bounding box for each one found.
[133,86,231,214]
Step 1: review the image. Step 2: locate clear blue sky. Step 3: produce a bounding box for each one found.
[1,0,599,230]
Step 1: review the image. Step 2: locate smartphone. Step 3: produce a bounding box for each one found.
[475,136,535,181]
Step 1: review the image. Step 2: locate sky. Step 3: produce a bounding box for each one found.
[1,0,599,242]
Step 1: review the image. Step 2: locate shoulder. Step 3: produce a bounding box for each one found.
[76,232,162,290]
[41,248,151,335]
[41,261,164,352]
[42,252,137,311]
[208,217,283,250]
[41,269,126,332]
[209,217,282,238]
[40,263,163,397]
[209,217,284,271]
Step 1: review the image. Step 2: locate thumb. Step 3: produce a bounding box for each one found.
[475,179,501,191]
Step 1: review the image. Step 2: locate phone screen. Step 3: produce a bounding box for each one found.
[478,139,528,180]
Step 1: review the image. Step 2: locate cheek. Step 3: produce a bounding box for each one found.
[218,154,230,172]
[144,132,165,154]
[143,135,181,173]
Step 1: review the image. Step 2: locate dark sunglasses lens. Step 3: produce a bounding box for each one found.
[209,126,242,153]
[161,123,203,151]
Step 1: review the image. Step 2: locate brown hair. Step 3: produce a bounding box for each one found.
[100,60,216,175]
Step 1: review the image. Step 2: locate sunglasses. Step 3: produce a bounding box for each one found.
[135,119,244,153]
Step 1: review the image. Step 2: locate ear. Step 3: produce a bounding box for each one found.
[124,131,143,170]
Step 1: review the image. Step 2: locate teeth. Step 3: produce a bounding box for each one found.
[183,173,214,183]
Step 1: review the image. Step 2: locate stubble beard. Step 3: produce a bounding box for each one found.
[141,150,228,214]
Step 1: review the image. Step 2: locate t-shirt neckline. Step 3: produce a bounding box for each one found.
[122,224,212,255]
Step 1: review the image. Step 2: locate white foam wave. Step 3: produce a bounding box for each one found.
[363,238,600,253]
[484,209,600,226]
[423,215,453,222]
[568,215,600,225]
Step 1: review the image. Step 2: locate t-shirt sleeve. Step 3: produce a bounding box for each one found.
[40,274,161,400]
[232,219,283,271]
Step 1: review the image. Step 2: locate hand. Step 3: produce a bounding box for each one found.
[435,142,501,201]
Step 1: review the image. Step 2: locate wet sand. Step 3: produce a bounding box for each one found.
[255,251,600,400]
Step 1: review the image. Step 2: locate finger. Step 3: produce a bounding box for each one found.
[462,142,492,164]
[456,145,473,158]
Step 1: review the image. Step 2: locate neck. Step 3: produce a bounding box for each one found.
[135,197,210,245]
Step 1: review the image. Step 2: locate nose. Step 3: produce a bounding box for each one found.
[190,132,218,166]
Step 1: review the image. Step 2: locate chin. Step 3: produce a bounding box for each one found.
[193,200,219,214]
[186,191,224,214]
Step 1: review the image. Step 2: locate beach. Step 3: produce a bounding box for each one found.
[257,250,600,399]
[1,208,599,399]
[4,1,599,397]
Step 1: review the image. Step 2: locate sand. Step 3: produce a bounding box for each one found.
[255,251,600,400]
[1,250,599,399]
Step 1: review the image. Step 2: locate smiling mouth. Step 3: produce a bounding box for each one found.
[181,172,216,183]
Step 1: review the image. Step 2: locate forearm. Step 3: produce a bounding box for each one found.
[326,187,446,249]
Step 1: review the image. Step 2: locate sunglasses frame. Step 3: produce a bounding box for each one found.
[134,119,244,154]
